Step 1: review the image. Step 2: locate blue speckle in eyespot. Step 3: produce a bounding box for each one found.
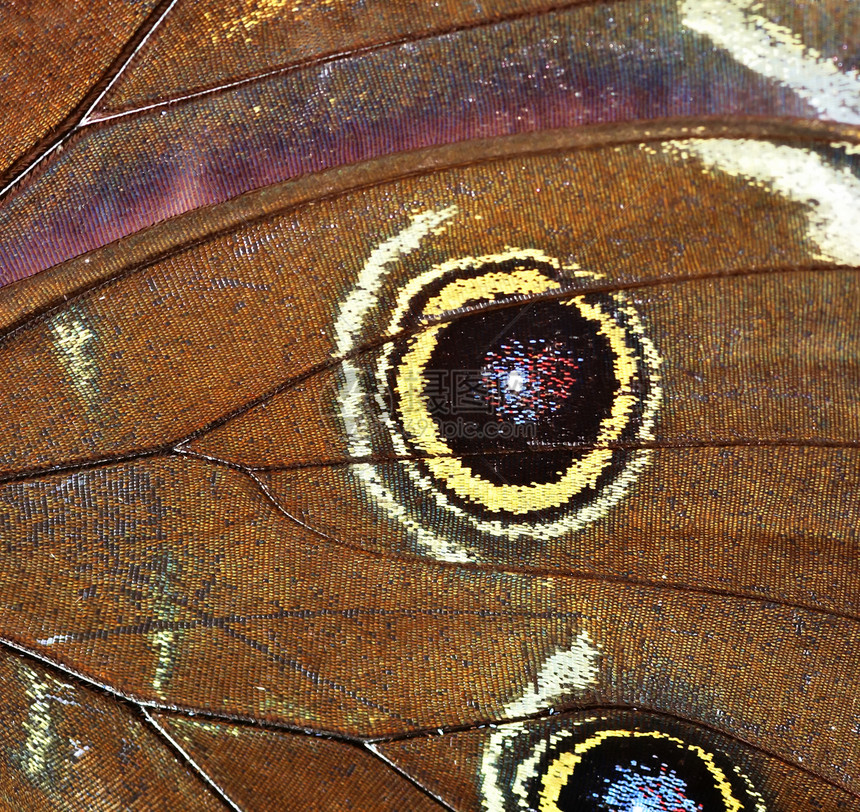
[600,761,703,812]
[480,337,581,424]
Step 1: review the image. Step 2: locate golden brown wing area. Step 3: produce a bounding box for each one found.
[0,0,161,183]
[2,0,860,808]
[0,127,858,810]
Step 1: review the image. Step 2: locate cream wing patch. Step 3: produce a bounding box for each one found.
[49,309,100,405]
[681,0,860,125]
[665,139,860,265]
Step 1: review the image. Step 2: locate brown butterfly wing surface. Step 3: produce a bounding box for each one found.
[0,1,858,810]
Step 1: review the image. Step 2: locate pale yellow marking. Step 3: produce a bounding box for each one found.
[395,269,638,514]
[17,663,84,785]
[335,208,473,562]
[512,731,571,809]
[735,764,768,811]
[832,141,860,157]
[336,207,458,458]
[50,311,98,404]
[151,628,177,695]
[681,0,860,123]
[149,554,182,698]
[480,634,600,811]
[504,632,600,717]
[211,0,336,43]
[21,673,54,781]
[417,268,562,318]
[190,720,243,737]
[666,139,860,265]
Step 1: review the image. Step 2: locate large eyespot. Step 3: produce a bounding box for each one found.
[482,712,767,812]
[470,640,766,812]
[528,728,764,812]
[336,228,661,562]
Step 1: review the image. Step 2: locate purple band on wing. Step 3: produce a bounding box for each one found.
[0,1,826,284]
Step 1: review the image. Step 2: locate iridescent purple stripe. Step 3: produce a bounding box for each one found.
[0,2,819,284]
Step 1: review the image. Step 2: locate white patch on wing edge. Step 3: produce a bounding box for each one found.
[665,138,860,265]
[681,0,860,124]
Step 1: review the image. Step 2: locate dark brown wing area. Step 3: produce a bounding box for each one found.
[0,0,161,184]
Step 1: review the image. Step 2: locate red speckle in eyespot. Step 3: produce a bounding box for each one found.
[480,337,581,424]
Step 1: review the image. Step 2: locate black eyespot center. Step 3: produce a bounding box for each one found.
[420,297,617,485]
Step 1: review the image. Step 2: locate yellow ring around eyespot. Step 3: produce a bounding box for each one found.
[394,267,638,515]
[537,730,743,812]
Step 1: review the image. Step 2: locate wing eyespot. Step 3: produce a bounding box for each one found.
[481,712,767,812]
[337,229,662,562]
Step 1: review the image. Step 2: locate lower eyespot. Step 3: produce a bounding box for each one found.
[535,728,764,812]
[480,712,767,812]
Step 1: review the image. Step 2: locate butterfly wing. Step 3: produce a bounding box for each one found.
[0,1,858,810]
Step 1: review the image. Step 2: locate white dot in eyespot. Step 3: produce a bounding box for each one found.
[505,369,525,394]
